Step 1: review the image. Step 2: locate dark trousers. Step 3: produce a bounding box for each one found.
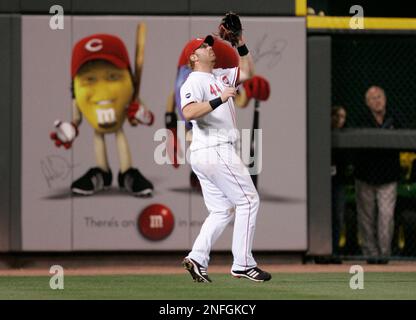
[355,179,397,257]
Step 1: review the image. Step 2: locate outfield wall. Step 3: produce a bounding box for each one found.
[0,3,310,252]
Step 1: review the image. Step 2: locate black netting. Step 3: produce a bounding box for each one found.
[331,35,416,262]
[332,35,416,129]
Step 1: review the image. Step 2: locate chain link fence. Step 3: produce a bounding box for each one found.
[331,35,416,262]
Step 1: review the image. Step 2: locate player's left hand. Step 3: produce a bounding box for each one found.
[221,87,237,103]
[243,76,270,101]
[127,101,154,126]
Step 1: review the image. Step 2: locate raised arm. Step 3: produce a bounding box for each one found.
[236,36,255,85]
[218,12,255,85]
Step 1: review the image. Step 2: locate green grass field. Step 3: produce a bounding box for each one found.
[0,272,416,300]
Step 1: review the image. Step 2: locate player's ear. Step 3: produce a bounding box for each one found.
[190,53,197,62]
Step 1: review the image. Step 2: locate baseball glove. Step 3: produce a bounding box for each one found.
[219,12,242,47]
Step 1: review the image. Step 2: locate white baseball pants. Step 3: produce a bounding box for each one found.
[188,143,259,271]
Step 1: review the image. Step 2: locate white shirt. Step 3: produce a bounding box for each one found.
[180,67,239,151]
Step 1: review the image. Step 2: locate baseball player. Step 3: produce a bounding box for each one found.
[169,29,270,191]
[181,13,271,283]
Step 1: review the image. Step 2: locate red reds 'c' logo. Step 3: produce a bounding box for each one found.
[138,204,175,241]
[85,38,103,52]
[222,76,230,85]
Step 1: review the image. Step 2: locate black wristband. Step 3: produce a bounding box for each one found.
[209,97,223,110]
[237,44,249,56]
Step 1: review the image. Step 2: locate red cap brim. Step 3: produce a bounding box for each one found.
[72,53,128,78]
[203,35,214,47]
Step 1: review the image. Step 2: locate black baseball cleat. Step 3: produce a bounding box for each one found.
[118,168,153,197]
[231,267,272,282]
[71,167,112,195]
[182,257,212,283]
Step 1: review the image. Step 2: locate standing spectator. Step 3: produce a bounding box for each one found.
[331,106,348,261]
[354,86,401,264]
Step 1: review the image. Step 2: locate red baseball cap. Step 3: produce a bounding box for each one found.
[71,34,131,78]
[179,35,215,66]
[178,36,238,69]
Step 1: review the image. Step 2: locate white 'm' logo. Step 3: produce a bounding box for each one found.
[85,39,103,52]
[150,215,163,229]
[96,108,116,125]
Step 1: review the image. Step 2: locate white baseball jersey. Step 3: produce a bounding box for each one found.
[180,66,260,272]
[180,67,239,151]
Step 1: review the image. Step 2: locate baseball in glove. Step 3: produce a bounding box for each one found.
[219,12,242,47]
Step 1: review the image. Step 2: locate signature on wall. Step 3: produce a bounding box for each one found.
[252,34,288,69]
[41,155,76,188]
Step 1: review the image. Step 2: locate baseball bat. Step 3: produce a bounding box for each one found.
[249,100,260,188]
[134,22,147,102]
